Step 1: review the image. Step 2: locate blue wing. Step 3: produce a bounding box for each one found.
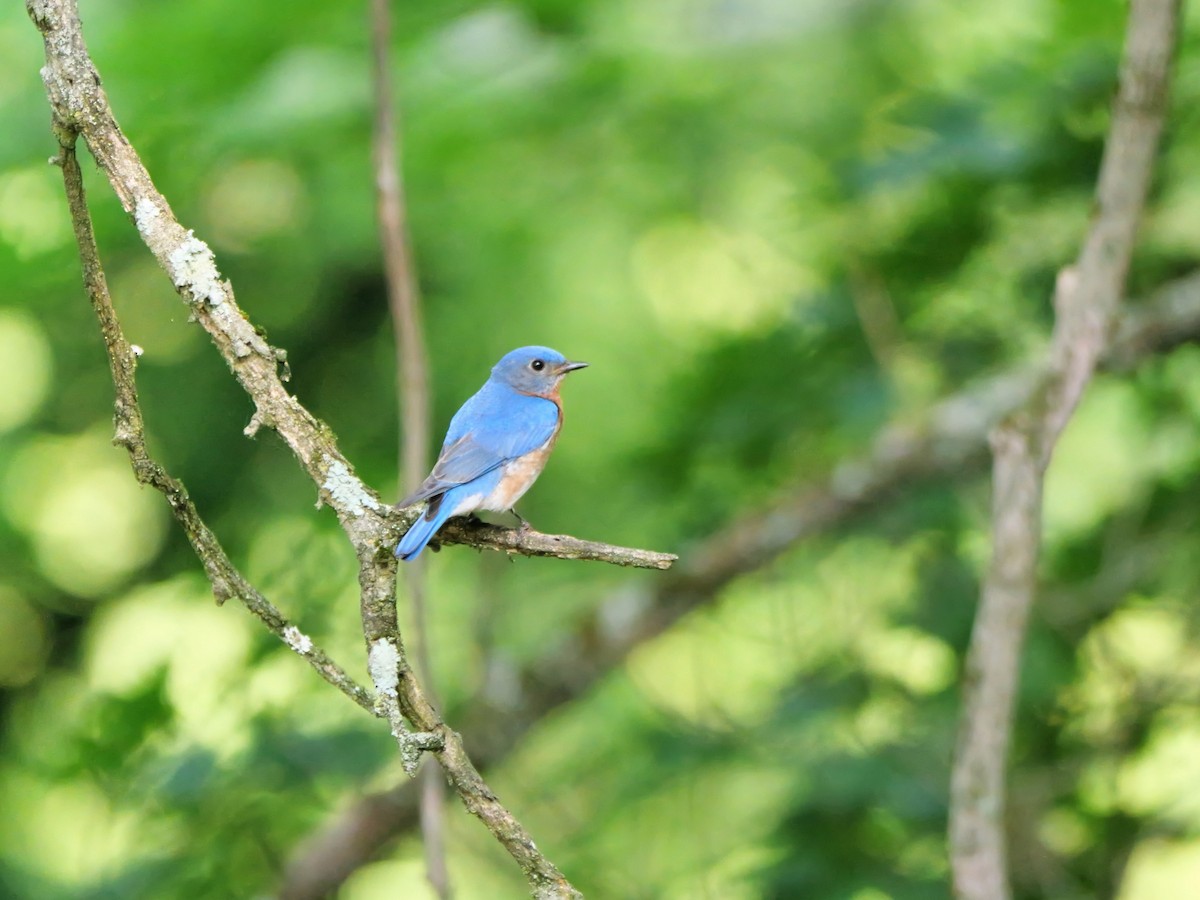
[398,381,559,507]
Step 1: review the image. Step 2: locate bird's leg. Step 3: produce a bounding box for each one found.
[510,507,533,532]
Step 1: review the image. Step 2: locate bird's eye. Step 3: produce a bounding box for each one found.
[530,359,545,371]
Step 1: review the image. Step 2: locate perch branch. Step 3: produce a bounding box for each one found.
[949,3,1180,899]
[435,519,677,569]
[279,266,1200,900]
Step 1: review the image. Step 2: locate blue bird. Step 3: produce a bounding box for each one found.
[395,346,588,561]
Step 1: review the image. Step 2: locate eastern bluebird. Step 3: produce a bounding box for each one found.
[394,345,588,561]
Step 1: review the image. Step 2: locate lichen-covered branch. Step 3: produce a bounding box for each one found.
[28,0,601,894]
[949,3,1181,899]
[53,130,375,716]
[26,0,673,576]
[31,0,377,545]
[279,266,1200,899]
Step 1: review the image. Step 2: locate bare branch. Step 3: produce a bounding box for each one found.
[369,0,430,490]
[436,518,678,569]
[949,3,1181,899]
[279,268,1200,898]
[280,790,422,900]
[52,130,375,716]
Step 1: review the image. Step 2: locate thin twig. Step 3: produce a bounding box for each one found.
[278,267,1200,899]
[436,519,677,568]
[28,2,590,895]
[366,0,449,893]
[949,3,1181,899]
[53,130,375,716]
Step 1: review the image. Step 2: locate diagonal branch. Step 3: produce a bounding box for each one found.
[28,1,595,895]
[279,267,1200,899]
[949,3,1181,899]
[53,129,375,716]
[26,0,673,574]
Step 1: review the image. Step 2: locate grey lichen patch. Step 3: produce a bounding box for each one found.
[321,457,379,517]
[387,727,442,777]
[134,197,159,238]
[167,230,226,305]
[283,625,313,654]
[208,300,256,358]
[368,638,400,698]
[27,0,56,31]
[393,726,424,776]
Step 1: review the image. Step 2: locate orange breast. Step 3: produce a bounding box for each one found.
[481,434,559,512]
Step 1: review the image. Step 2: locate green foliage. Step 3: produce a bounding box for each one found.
[4,0,1200,897]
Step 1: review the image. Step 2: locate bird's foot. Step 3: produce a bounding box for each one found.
[510,508,533,532]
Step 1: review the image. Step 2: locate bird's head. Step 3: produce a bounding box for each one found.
[491,345,588,397]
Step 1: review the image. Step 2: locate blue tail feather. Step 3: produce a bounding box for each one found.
[396,472,500,562]
[395,499,455,561]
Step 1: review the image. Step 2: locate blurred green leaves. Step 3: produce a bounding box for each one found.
[3,0,1200,897]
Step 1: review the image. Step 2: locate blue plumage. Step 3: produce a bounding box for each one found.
[395,346,588,561]
[395,469,505,560]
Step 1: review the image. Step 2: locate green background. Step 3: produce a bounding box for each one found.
[3,0,1200,897]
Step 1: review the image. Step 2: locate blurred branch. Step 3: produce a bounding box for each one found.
[279,265,1200,898]
[366,0,449,893]
[949,3,1180,899]
[53,133,376,715]
[370,9,429,491]
[847,262,903,378]
[28,1,602,895]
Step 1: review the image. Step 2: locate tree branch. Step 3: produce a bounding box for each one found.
[949,3,1181,899]
[279,266,1200,899]
[53,125,376,717]
[25,0,673,575]
[435,519,677,568]
[28,1,600,895]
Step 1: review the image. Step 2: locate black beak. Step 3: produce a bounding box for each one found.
[557,360,589,374]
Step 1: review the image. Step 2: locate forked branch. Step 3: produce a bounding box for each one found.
[54,131,376,716]
[948,2,1182,898]
[26,0,643,894]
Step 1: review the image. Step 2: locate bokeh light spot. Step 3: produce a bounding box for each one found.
[0,587,49,687]
[0,167,71,257]
[204,158,307,249]
[1121,837,1200,900]
[2,430,167,598]
[86,578,254,755]
[634,217,807,337]
[0,309,52,432]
